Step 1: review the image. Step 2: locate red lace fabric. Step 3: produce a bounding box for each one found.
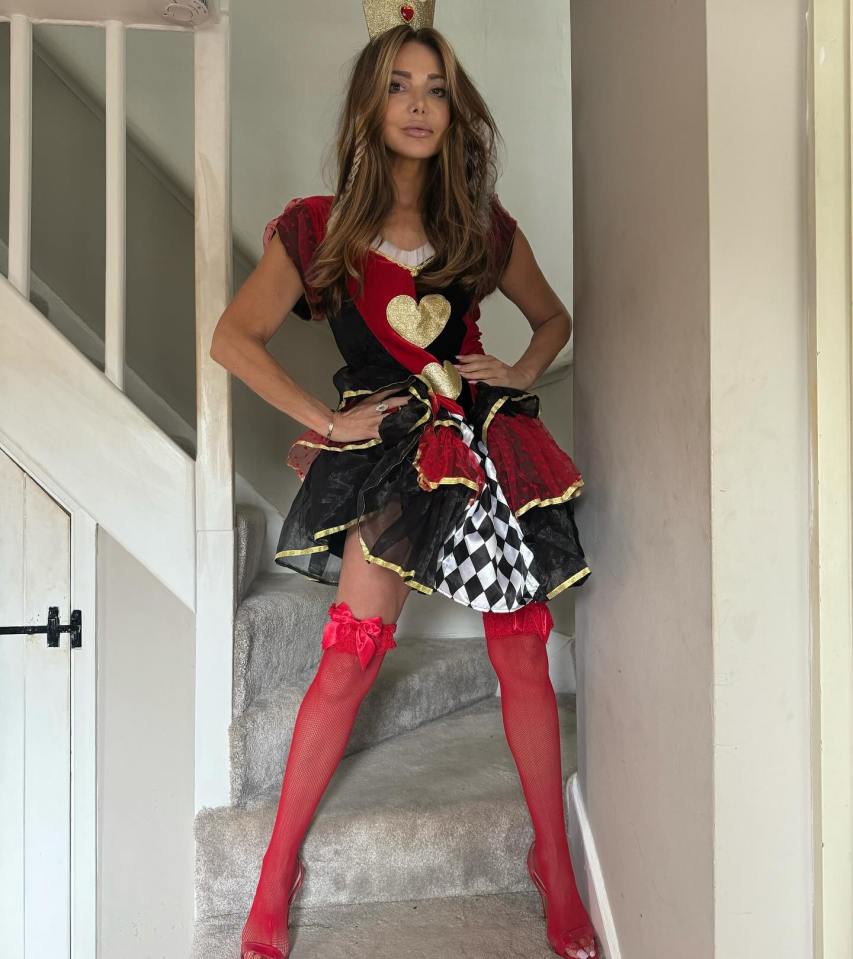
[485,413,584,514]
[285,434,325,482]
[414,423,485,502]
[482,600,555,645]
[284,427,373,482]
[285,392,383,481]
[320,601,398,670]
[262,196,330,323]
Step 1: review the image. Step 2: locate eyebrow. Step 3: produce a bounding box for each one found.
[391,69,446,80]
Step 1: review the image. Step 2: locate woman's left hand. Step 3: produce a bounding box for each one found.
[453,353,534,390]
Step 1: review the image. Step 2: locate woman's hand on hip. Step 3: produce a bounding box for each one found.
[329,386,411,442]
[453,353,535,390]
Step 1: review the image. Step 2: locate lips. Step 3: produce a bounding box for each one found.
[403,126,433,134]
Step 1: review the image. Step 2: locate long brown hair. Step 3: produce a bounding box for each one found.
[307,24,506,319]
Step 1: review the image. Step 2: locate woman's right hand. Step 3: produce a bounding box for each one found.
[328,385,412,443]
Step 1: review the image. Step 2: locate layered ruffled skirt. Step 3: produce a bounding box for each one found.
[276,373,591,613]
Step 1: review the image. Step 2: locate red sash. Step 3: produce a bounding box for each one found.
[348,252,465,417]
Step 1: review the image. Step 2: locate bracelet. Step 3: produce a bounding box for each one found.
[324,412,335,441]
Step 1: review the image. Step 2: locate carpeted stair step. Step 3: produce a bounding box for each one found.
[235,504,268,606]
[191,888,578,959]
[232,574,337,716]
[230,634,498,804]
[195,694,577,920]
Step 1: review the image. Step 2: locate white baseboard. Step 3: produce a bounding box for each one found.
[567,771,622,959]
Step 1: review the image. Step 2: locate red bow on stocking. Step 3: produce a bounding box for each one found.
[321,601,398,670]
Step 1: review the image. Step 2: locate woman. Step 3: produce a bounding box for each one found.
[211,15,596,959]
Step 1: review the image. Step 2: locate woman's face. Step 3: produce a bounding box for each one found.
[382,41,450,160]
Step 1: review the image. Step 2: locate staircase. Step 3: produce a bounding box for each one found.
[191,506,581,958]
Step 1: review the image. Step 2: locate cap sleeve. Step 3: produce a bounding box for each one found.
[475,194,519,302]
[262,197,325,322]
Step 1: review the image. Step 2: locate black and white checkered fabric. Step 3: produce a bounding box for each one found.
[433,413,541,612]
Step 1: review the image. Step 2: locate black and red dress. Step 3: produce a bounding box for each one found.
[262,194,591,615]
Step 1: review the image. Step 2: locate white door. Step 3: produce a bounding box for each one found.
[0,447,73,958]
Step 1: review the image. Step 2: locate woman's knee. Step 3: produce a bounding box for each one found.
[305,524,411,689]
[311,575,400,697]
[336,525,412,624]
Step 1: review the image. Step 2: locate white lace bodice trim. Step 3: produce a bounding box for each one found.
[371,234,436,267]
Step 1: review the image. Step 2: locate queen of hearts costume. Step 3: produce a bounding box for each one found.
[262,193,591,615]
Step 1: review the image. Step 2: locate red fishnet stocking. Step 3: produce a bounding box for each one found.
[240,602,397,959]
[483,602,598,959]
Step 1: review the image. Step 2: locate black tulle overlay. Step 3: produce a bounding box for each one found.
[275,368,591,611]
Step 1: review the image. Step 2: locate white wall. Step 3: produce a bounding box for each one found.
[707,2,811,955]
[571,1,811,956]
[96,527,195,959]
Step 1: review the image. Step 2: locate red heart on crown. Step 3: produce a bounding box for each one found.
[400,4,415,23]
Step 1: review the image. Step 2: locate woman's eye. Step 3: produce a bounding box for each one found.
[388,81,447,98]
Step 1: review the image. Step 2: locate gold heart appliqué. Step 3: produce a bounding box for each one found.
[419,360,463,399]
[386,293,451,348]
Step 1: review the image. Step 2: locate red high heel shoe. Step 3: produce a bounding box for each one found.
[526,840,600,959]
[240,855,306,959]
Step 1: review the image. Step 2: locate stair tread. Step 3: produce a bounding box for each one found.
[210,693,575,822]
[231,632,498,804]
[197,695,578,915]
[232,574,337,715]
[239,633,493,717]
[244,569,332,600]
[193,889,567,959]
[269,692,571,814]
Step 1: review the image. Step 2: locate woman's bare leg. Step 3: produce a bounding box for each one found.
[241,527,412,958]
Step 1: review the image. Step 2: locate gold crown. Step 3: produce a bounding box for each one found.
[362,0,436,39]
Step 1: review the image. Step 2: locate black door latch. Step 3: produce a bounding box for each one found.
[0,606,82,648]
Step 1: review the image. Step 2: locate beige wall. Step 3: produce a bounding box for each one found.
[96,528,195,959]
[571,2,714,954]
[571,1,811,956]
